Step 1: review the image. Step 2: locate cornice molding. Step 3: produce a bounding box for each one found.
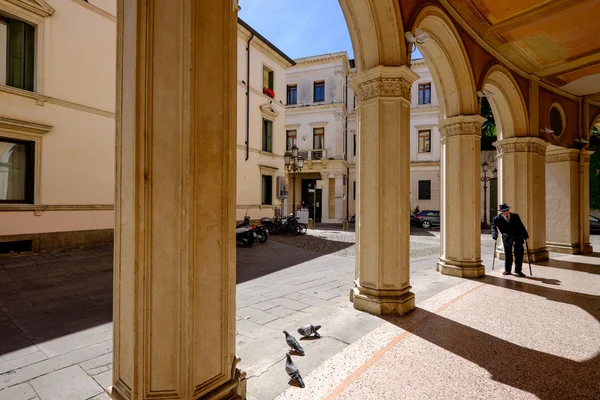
[69,0,115,22]
[0,116,52,136]
[3,0,54,18]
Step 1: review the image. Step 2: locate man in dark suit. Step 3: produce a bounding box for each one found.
[491,203,529,277]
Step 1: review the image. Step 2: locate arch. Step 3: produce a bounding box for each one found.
[411,6,478,118]
[481,65,529,140]
[339,0,407,71]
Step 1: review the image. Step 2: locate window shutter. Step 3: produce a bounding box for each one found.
[24,23,34,91]
[268,71,274,90]
[7,19,25,89]
[267,121,273,152]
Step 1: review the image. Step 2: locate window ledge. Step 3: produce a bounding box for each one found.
[0,204,113,211]
[0,84,47,104]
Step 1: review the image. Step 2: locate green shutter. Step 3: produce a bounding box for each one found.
[7,19,25,89]
[24,23,35,91]
[7,19,34,91]
[267,121,272,153]
[262,120,267,151]
[268,71,274,90]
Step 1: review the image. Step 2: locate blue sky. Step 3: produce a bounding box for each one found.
[238,0,423,62]
[238,0,354,60]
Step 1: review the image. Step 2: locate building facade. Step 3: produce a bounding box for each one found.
[285,52,356,223]
[236,19,294,221]
[0,0,116,252]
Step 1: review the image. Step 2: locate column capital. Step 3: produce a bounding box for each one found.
[494,137,548,156]
[437,115,487,139]
[546,147,581,163]
[351,65,418,102]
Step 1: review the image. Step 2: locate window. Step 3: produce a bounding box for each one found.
[262,119,273,153]
[353,181,356,200]
[0,17,35,91]
[353,134,356,156]
[287,84,297,105]
[418,83,431,105]
[353,95,356,110]
[0,138,34,203]
[314,81,325,102]
[261,175,272,205]
[418,180,431,200]
[313,127,324,149]
[418,130,431,153]
[263,66,274,90]
[286,129,296,151]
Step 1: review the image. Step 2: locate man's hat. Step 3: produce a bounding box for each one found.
[498,203,511,212]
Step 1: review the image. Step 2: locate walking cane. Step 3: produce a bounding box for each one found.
[525,239,532,276]
[492,236,498,270]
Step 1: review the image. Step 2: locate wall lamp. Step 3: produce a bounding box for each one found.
[540,127,554,134]
[477,90,495,98]
[404,28,429,45]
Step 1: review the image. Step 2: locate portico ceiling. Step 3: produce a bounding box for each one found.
[444,0,600,96]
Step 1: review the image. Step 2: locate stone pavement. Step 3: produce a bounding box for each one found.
[0,232,596,399]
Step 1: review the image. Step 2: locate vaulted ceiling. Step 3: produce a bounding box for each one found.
[445,0,600,96]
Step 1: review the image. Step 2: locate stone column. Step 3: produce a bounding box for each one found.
[350,65,418,316]
[334,171,345,222]
[495,137,549,261]
[579,149,593,253]
[545,147,583,254]
[437,115,487,278]
[110,1,245,400]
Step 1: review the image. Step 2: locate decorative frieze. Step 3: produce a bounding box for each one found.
[495,140,547,156]
[545,151,580,163]
[437,115,486,138]
[355,77,412,101]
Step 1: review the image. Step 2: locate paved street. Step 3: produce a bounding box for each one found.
[0,230,595,399]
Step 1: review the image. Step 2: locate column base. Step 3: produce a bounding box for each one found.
[497,247,549,262]
[546,242,581,254]
[350,284,415,316]
[437,258,485,278]
[582,243,594,254]
[107,360,247,400]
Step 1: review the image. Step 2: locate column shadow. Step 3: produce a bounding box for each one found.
[384,307,600,400]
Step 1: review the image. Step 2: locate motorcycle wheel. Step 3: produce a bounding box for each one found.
[296,224,307,235]
[257,230,268,243]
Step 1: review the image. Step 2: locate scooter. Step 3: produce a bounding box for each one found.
[239,216,269,243]
[236,215,255,247]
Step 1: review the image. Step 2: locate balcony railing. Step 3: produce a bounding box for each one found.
[293,149,328,160]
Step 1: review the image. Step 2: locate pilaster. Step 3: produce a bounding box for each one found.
[495,137,549,261]
[350,65,418,316]
[334,171,345,221]
[111,1,245,399]
[545,147,583,254]
[437,115,487,278]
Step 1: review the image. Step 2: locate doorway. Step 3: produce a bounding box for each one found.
[302,179,322,223]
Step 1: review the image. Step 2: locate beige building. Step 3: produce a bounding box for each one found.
[285,52,357,223]
[236,19,294,221]
[0,0,116,253]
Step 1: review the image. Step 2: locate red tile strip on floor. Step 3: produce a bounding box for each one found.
[324,283,486,400]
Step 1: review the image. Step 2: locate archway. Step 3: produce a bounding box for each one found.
[410,6,484,278]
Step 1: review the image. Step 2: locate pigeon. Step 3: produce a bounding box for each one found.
[285,352,305,388]
[297,324,321,338]
[283,330,305,355]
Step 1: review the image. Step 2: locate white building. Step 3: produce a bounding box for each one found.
[285,52,356,223]
[236,19,295,221]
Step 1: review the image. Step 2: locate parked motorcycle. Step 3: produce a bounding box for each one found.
[236,216,255,247]
[238,216,269,244]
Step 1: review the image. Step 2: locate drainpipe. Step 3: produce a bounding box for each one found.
[345,74,350,221]
[245,31,254,161]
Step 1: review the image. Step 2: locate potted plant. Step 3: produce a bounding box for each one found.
[263,87,275,99]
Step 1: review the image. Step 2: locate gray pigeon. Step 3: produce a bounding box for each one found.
[297,324,321,338]
[283,330,305,355]
[285,352,305,388]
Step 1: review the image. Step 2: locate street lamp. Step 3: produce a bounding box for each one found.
[284,145,304,216]
[481,161,497,228]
